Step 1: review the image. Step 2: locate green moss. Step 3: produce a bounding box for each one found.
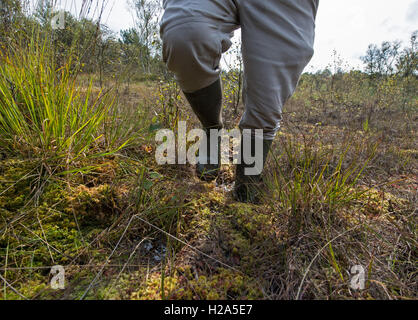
[65,184,121,227]
[354,187,408,220]
[133,267,263,300]
[0,159,33,213]
[0,279,48,300]
[0,159,125,297]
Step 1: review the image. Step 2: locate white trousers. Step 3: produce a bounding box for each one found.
[160,0,319,139]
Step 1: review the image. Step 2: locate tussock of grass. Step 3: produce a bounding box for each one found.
[0,37,130,185]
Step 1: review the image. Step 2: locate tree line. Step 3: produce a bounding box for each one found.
[0,0,166,85]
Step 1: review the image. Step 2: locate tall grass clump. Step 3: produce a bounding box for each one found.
[265,133,377,234]
[262,133,393,299]
[0,36,129,175]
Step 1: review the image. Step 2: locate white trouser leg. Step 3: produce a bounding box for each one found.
[239,0,319,139]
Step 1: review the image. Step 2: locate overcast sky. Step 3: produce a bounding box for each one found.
[51,0,418,71]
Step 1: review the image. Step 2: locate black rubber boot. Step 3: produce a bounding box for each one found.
[234,133,273,204]
[183,79,223,182]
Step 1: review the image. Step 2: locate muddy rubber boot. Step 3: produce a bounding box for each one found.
[234,134,273,204]
[183,79,223,182]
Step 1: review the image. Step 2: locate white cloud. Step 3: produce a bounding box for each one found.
[407,0,418,22]
[308,0,418,71]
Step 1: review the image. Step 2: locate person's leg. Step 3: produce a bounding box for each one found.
[184,79,223,181]
[160,0,239,94]
[235,0,319,202]
[160,0,239,180]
